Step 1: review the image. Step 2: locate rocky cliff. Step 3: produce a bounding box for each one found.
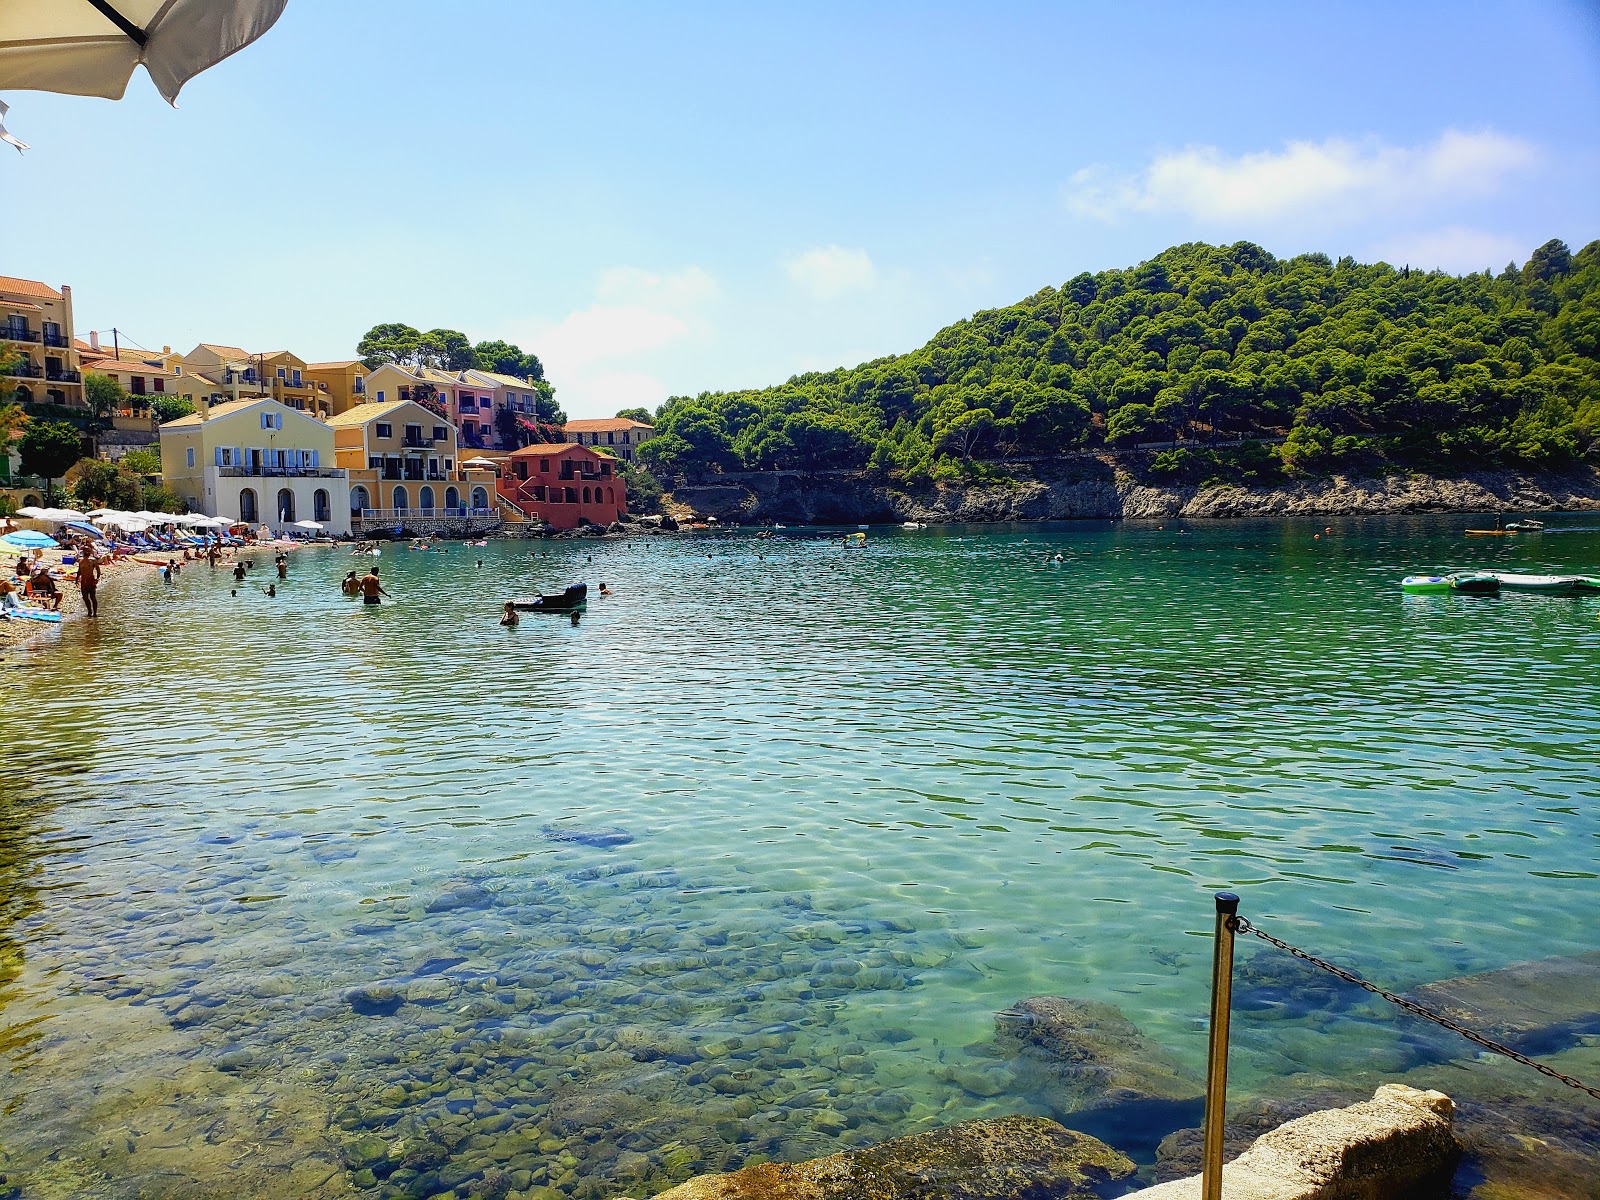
[666,462,1600,525]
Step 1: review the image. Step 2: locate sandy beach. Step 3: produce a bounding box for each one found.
[0,548,155,657]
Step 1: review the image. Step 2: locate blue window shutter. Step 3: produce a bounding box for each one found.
[215,448,224,466]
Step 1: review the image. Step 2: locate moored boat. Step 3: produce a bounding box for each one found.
[1490,572,1588,595]
[510,583,588,613]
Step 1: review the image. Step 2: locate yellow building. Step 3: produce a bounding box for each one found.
[304,360,370,417]
[1,274,84,409]
[159,396,351,534]
[563,417,656,463]
[260,350,324,415]
[326,397,470,522]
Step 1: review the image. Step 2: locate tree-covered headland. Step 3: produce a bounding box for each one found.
[639,239,1599,488]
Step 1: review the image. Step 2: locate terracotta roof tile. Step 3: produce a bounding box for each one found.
[0,276,63,301]
[563,418,654,432]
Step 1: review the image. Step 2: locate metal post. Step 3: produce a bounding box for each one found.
[1201,891,1240,1200]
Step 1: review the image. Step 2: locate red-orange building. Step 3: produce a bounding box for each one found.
[498,442,626,530]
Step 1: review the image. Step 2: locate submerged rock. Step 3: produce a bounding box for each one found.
[540,823,634,848]
[994,996,1204,1146]
[651,1114,1135,1199]
[425,882,493,914]
[1406,950,1600,1054]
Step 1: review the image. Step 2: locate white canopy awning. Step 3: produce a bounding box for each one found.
[0,0,289,103]
[0,0,288,149]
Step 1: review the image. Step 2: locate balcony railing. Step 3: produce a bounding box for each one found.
[1,326,40,343]
[42,332,69,348]
[354,507,499,521]
[217,466,347,479]
[46,369,80,383]
[4,362,42,378]
[402,435,435,448]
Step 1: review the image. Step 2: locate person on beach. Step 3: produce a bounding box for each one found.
[78,550,101,618]
[359,568,390,606]
[27,565,61,610]
[500,602,519,627]
[341,571,360,596]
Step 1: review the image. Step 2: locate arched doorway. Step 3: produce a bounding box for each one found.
[314,489,331,522]
[419,486,435,514]
[13,386,31,403]
[582,486,591,504]
[471,486,488,511]
[239,488,258,523]
[393,485,408,511]
[445,486,460,513]
[351,485,370,514]
[277,488,295,523]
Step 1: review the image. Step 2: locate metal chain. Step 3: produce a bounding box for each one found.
[1230,916,1600,1101]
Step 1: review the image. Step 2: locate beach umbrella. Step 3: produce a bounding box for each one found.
[84,507,120,518]
[15,506,49,518]
[63,521,109,539]
[291,519,323,530]
[461,456,499,468]
[0,1,288,108]
[0,530,58,549]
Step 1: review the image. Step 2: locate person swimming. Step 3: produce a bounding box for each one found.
[598,582,613,596]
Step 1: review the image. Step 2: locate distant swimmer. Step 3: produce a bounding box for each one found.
[341,571,360,595]
[501,602,519,627]
[261,583,277,597]
[598,582,613,596]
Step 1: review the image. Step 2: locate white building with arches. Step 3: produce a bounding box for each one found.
[159,397,351,535]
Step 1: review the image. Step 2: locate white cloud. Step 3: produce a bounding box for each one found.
[1365,227,1528,274]
[783,245,877,299]
[501,266,717,419]
[1066,129,1539,225]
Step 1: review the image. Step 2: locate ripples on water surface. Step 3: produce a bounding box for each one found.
[1,515,1597,1197]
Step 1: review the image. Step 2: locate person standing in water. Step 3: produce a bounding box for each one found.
[500,602,519,627]
[341,571,360,596]
[276,552,288,580]
[359,567,390,606]
[78,549,101,617]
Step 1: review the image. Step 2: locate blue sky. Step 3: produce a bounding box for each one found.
[4,0,1598,419]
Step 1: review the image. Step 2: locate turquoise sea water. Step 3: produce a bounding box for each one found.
[1,516,1598,1198]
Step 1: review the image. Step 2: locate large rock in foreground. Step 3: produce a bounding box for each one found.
[1132,1084,1459,1200]
[649,1114,1136,1200]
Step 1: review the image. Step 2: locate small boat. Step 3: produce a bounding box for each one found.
[1400,573,1500,595]
[509,583,588,613]
[901,521,925,529]
[1465,528,1516,536]
[1504,520,1545,531]
[1491,572,1588,595]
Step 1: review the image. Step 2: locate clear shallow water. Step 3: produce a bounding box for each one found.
[1,516,1598,1198]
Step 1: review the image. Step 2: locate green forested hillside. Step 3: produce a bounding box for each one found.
[639,239,1600,486]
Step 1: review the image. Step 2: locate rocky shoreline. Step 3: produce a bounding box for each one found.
[661,462,1600,526]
